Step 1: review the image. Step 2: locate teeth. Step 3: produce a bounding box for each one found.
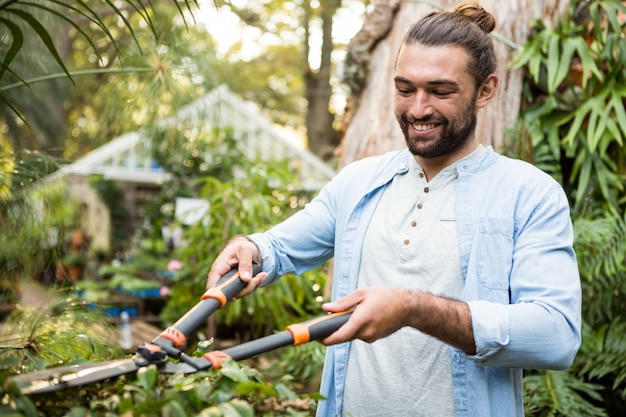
[413,123,436,131]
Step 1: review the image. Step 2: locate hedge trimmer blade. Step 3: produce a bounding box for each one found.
[6,264,257,395]
[10,359,137,395]
[5,263,353,396]
[9,358,198,395]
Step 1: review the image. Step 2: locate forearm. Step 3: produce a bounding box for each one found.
[322,287,476,353]
[404,290,476,354]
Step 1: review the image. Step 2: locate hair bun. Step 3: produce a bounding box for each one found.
[451,3,496,34]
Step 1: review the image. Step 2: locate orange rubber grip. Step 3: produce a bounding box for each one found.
[158,327,187,347]
[143,343,162,353]
[200,270,243,307]
[203,351,232,370]
[286,312,351,346]
[286,322,314,345]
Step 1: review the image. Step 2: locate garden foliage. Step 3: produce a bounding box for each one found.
[512,0,626,415]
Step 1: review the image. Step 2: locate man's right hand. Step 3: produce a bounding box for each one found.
[206,235,267,299]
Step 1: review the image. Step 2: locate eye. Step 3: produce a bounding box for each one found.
[433,90,453,97]
[396,87,413,96]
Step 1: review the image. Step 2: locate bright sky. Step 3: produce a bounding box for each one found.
[196,0,366,66]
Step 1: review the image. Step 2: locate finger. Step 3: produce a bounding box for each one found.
[322,292,361,313]
[207,257,239,289]
[207,237,261,288]
[235,272,268,298]
[320,315,359,346]
[237,257,256,280]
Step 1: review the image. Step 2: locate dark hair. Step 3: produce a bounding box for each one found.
[402,2,497,88]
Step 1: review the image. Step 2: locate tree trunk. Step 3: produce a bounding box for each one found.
[305,0,342,161]
[338,0,569,168]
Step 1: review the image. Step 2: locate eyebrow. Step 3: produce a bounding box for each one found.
[394,76,459,89]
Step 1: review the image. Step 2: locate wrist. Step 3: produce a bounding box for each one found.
[400,289,424,329]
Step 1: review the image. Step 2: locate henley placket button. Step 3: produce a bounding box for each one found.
[416,203,423,209]
[424,187,429,193]
[403,239,410,245]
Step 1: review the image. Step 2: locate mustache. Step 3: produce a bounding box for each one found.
[399,112,446,125]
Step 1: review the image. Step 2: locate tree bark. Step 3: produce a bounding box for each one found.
[338,0,569,168]
[306,0,342,161]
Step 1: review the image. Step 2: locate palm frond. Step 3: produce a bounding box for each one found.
[0,0,200,122]
[4,7,73,83]
[20,0,105,63]
[0,16,23,81]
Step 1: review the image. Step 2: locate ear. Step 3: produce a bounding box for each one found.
[475,74,498,108]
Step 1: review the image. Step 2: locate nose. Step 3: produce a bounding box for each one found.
[409,90,434,119]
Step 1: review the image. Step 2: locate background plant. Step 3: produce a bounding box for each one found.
[0,150,70,303]
[156,152,326,338]
[0,0,198,130]
[511,0,626,415]
[0,307,318,417]
[87,175,131,256]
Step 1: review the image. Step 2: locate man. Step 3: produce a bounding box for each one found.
[207,3,582,416]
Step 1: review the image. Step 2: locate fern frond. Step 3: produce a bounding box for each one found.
[580,319,626,390]
[524,369,607,417]
[574,209,626,323]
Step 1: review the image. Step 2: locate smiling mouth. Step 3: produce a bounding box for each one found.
[412,123,438,131]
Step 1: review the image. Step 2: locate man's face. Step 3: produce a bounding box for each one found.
[394,43,480,159]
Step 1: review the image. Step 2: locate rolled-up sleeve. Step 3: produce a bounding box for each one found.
[464,177,581,369]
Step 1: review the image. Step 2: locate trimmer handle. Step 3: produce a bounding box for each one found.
[152,262,262,350]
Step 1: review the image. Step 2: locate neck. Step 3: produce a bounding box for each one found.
[415,139,480,181]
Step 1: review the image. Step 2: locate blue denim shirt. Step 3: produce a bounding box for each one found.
[249,148,582,417]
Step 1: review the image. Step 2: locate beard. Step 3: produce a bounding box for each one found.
[396,103,478,159]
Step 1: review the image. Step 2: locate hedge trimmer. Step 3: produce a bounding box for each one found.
[6,264,351,395]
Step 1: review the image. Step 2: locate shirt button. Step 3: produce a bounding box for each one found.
[410,221,417,227]
[424,187,429,193]
[416,203,423,209]
[399,163,406,170]
[403,239,410,245]
[418,172,424,178]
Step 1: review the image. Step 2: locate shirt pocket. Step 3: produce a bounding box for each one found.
[476,218,514,290]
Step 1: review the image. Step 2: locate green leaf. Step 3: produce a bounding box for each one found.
[69,0,122,58]
[103,0,143,54]
[137,364,159,390]
[23,0,103,61]
[163,400,190,417]
[0,17,23,82]
[603,1,626,35]
[573,34,604,86]
[122,0,159,41]
[6,8,74,84]
[0,88,29,126]
[560,99,594,146]
[553,37,577,91]
[572,149,592,205]
[228,399,255,417]
[510,33,542,69]
[546,34,561,93]
[608,92,626,144]
[220,361,251,383]
[217,400,254,417]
